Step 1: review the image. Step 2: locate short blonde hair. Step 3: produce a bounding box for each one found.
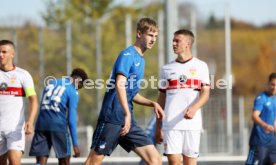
[136,17,158,34]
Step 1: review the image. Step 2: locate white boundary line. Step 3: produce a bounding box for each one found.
[22,156,246,163]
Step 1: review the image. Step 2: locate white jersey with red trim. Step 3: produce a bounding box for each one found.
[0,67,35,131]
[159,58,210,130]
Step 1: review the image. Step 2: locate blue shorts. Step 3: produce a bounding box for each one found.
[91,120,152,156]
[29,131,71,158]
[245,144,276,165]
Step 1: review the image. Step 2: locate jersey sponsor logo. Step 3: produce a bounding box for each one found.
[167,78,202,90]
[179,75,187,83]
[123,52,131,56]
[135,62,140,67]
[0,86,25,96]
[266,102,271,106]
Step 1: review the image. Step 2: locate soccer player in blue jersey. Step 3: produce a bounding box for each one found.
[29,68,88,165]
[245,72,276,165]
[84,17,165,165]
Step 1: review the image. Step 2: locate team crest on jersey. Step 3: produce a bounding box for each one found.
[189,68,197,76]
[0,82,8,91]
[10,77,17,84]
[179,75,187,83]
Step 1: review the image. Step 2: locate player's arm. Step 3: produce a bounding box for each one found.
[68,93,80,157]
[25,93,38,134]
[252,110,274,133]
[184,85,210,119]
[274,117,276,135]
[22,71,39,134]
[133,93,164,119]
[155,92,166,144]
[116,74,131,136]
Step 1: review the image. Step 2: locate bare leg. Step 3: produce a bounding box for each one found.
[0,152,8,165]
[167,154,182,165]
[134,145,162,165]
[36,156,49,165]
[183,155,197,165]
[58,156,70,165]
[8,150,22,165]
[84,149,105,165]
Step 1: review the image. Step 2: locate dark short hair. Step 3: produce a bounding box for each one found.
[268,72,276,82]
[174,29,195,44]
[71,68,88,84]
[0,40,15,49]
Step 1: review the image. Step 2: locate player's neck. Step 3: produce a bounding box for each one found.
[133,44,145,56]
[0,64,15,72]
[266,91,276,97]
[176,53,192,62]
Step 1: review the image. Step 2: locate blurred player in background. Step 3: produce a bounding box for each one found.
[245,72,276,165]
[84,17,164,165]
[0,40,38,165]
[29,68,88,165]
[155,29,210,165]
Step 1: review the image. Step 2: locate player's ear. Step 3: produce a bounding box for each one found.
[137,30,142,38]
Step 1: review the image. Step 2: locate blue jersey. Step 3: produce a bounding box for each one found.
[249,92,276,147]
[35,78,79,146]
[99,46,145,125]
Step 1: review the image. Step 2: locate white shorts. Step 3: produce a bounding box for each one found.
[163,130,201,158]
[0,129,25,155]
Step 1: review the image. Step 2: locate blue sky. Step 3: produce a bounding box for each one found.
[184,0,276,26]
[0,0,275,27]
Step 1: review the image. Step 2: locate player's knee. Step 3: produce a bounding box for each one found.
[146,154,162,165]
[84,150,104,165]
[8,159,20,165]
[168,159,180,165]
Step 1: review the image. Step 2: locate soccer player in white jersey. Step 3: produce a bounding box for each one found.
[155,29,210,165]
[0,40,38,165]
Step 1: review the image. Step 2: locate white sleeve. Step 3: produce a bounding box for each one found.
[201,62,210,85]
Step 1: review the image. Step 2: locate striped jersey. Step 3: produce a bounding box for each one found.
[159,58,210,130]
[0,66,36,131]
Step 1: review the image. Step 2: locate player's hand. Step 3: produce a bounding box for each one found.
[154,129,163,144]
[24,122,34,134]
[121,113,131,136]
[73,146,80,157]
[264,124,274,133]
[184,107,196,119]
[152,102,165,120]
